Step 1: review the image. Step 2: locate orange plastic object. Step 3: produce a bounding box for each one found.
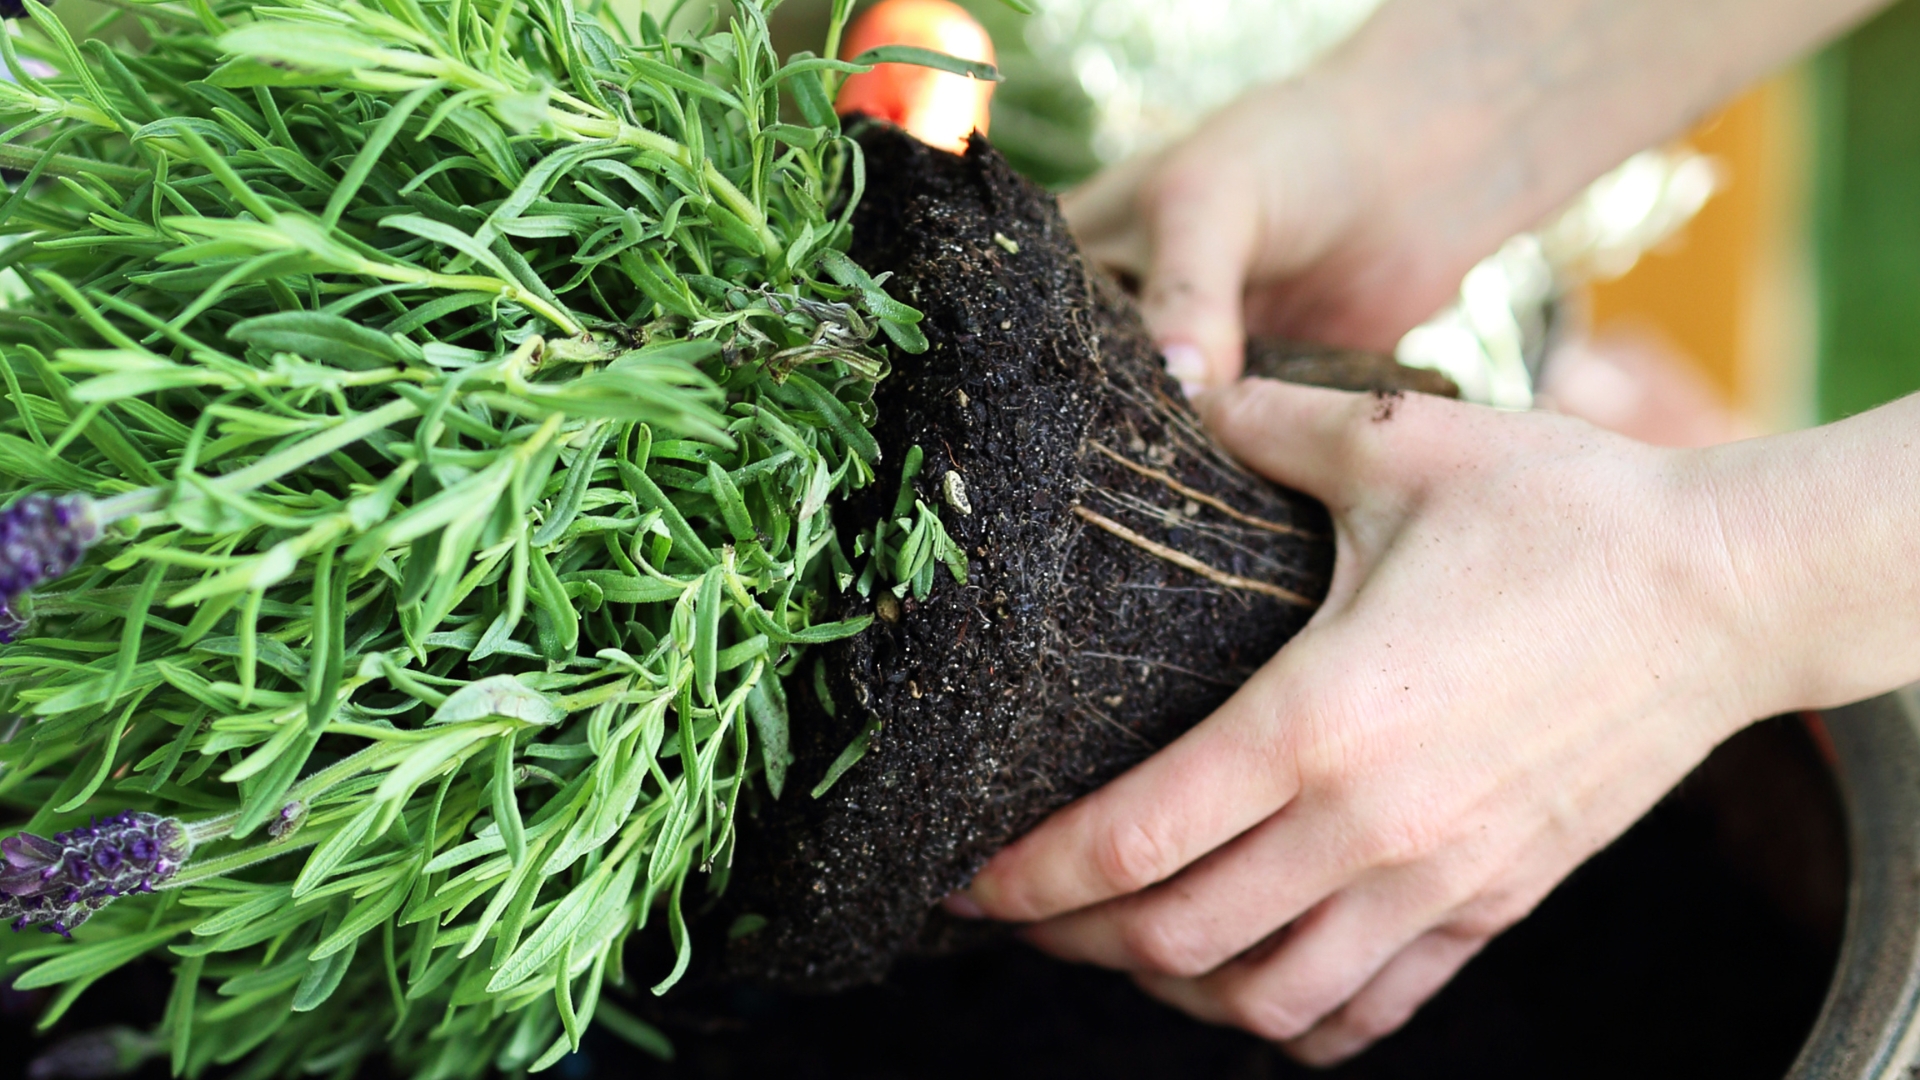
[834,0,995,155]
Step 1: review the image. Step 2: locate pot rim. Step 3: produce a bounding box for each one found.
[1788,688,1920,1078]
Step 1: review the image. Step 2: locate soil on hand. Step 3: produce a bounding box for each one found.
[719,126,1341,989]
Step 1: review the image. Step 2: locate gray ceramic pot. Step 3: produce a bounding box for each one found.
[1790,689,1920,1077]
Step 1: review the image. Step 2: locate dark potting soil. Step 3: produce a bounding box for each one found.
[573,715,1850,1080]
[717,125,1359,990]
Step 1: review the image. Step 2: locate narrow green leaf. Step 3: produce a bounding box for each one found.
[293,935,355,1011]
[493,734,527,865]
[847,44,1003,82]
[692,567,722,706]
[229,311,413,371]
[293,804,380,898]
[533,423,613,545]
[811,717,881,799]
[309,879,409,962]
[324,81,441,228]
[779,370,881,464]
[166,954,205,1075]
[487,856,630,993]
[746,675,791,799]
[429,675,565,727]
[13,922,189,990]
[595,1001,674,1061]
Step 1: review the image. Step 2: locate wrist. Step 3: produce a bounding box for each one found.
[1655,446,1807,732]
[1677,415,1920,718]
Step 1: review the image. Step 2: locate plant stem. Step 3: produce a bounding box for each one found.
[565,115,782,260]
[0,144,144,186]
[823,0,855,96]
[213,399,421,497]
[163,832,321,889]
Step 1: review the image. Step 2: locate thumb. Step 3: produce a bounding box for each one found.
[1193,377,1369,501]
[1060,151,1161,279]
[1138,165,1259,394]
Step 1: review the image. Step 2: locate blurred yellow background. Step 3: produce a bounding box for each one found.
[1583,73,1816,434]
[1529,0,1920,433]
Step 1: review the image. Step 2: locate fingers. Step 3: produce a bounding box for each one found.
[1019,798,1360,977]
[955,653,1308,923]
[1061,152,1160,280]
[1125,870,1489,1052]
[1062,149,1262,393]
[1284,928,1488,1065]
[1193,377,1377,501]
[1137,162,1260,390]
[1129,870,1448,1043]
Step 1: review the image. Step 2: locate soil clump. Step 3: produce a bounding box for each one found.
[719,126,1429,990]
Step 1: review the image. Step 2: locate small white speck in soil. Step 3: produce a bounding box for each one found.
[943,470,973,516]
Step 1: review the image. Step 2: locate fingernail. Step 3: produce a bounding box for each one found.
[1162,344,1207,400]
[941,891,986,919]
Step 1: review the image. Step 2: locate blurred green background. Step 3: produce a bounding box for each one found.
[27,0,1920,424]
[1814,0,1920,421]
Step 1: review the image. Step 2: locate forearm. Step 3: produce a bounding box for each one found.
[1699,394,1920,715]
[1301,0,1889,331]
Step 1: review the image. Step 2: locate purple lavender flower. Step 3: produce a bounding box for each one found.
[266,800,306,839]
[0,0,54,21]
[0,494,99,599]
[0,812,190,936]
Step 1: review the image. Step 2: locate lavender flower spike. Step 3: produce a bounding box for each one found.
[0,494,100,599]
[0,812,191,936]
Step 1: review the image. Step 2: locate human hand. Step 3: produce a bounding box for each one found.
[945,380,1793,1063]
[1061,0,1891,396]
[1061,77,1431,393]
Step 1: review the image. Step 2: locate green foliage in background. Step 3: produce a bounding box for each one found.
[1814,0,1920,421]
[0,0,991,1074]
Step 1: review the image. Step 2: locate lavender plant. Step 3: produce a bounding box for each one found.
[0,0,998,1074]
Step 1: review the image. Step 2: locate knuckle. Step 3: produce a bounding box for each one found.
[1286,684,1368,786]
[1223,989,1318,1043]
[1352,805,1446,869]
[1451,894,1534,939]
[1092,818,1180,897]
[1341,996,1417,1043]
[1282,1036,1351,1070]
[1427,858,1496,911]
[1117,914,1218,978]
[1327,390,1476,492]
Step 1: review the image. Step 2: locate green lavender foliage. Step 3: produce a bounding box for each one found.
[0,0,982,1074]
